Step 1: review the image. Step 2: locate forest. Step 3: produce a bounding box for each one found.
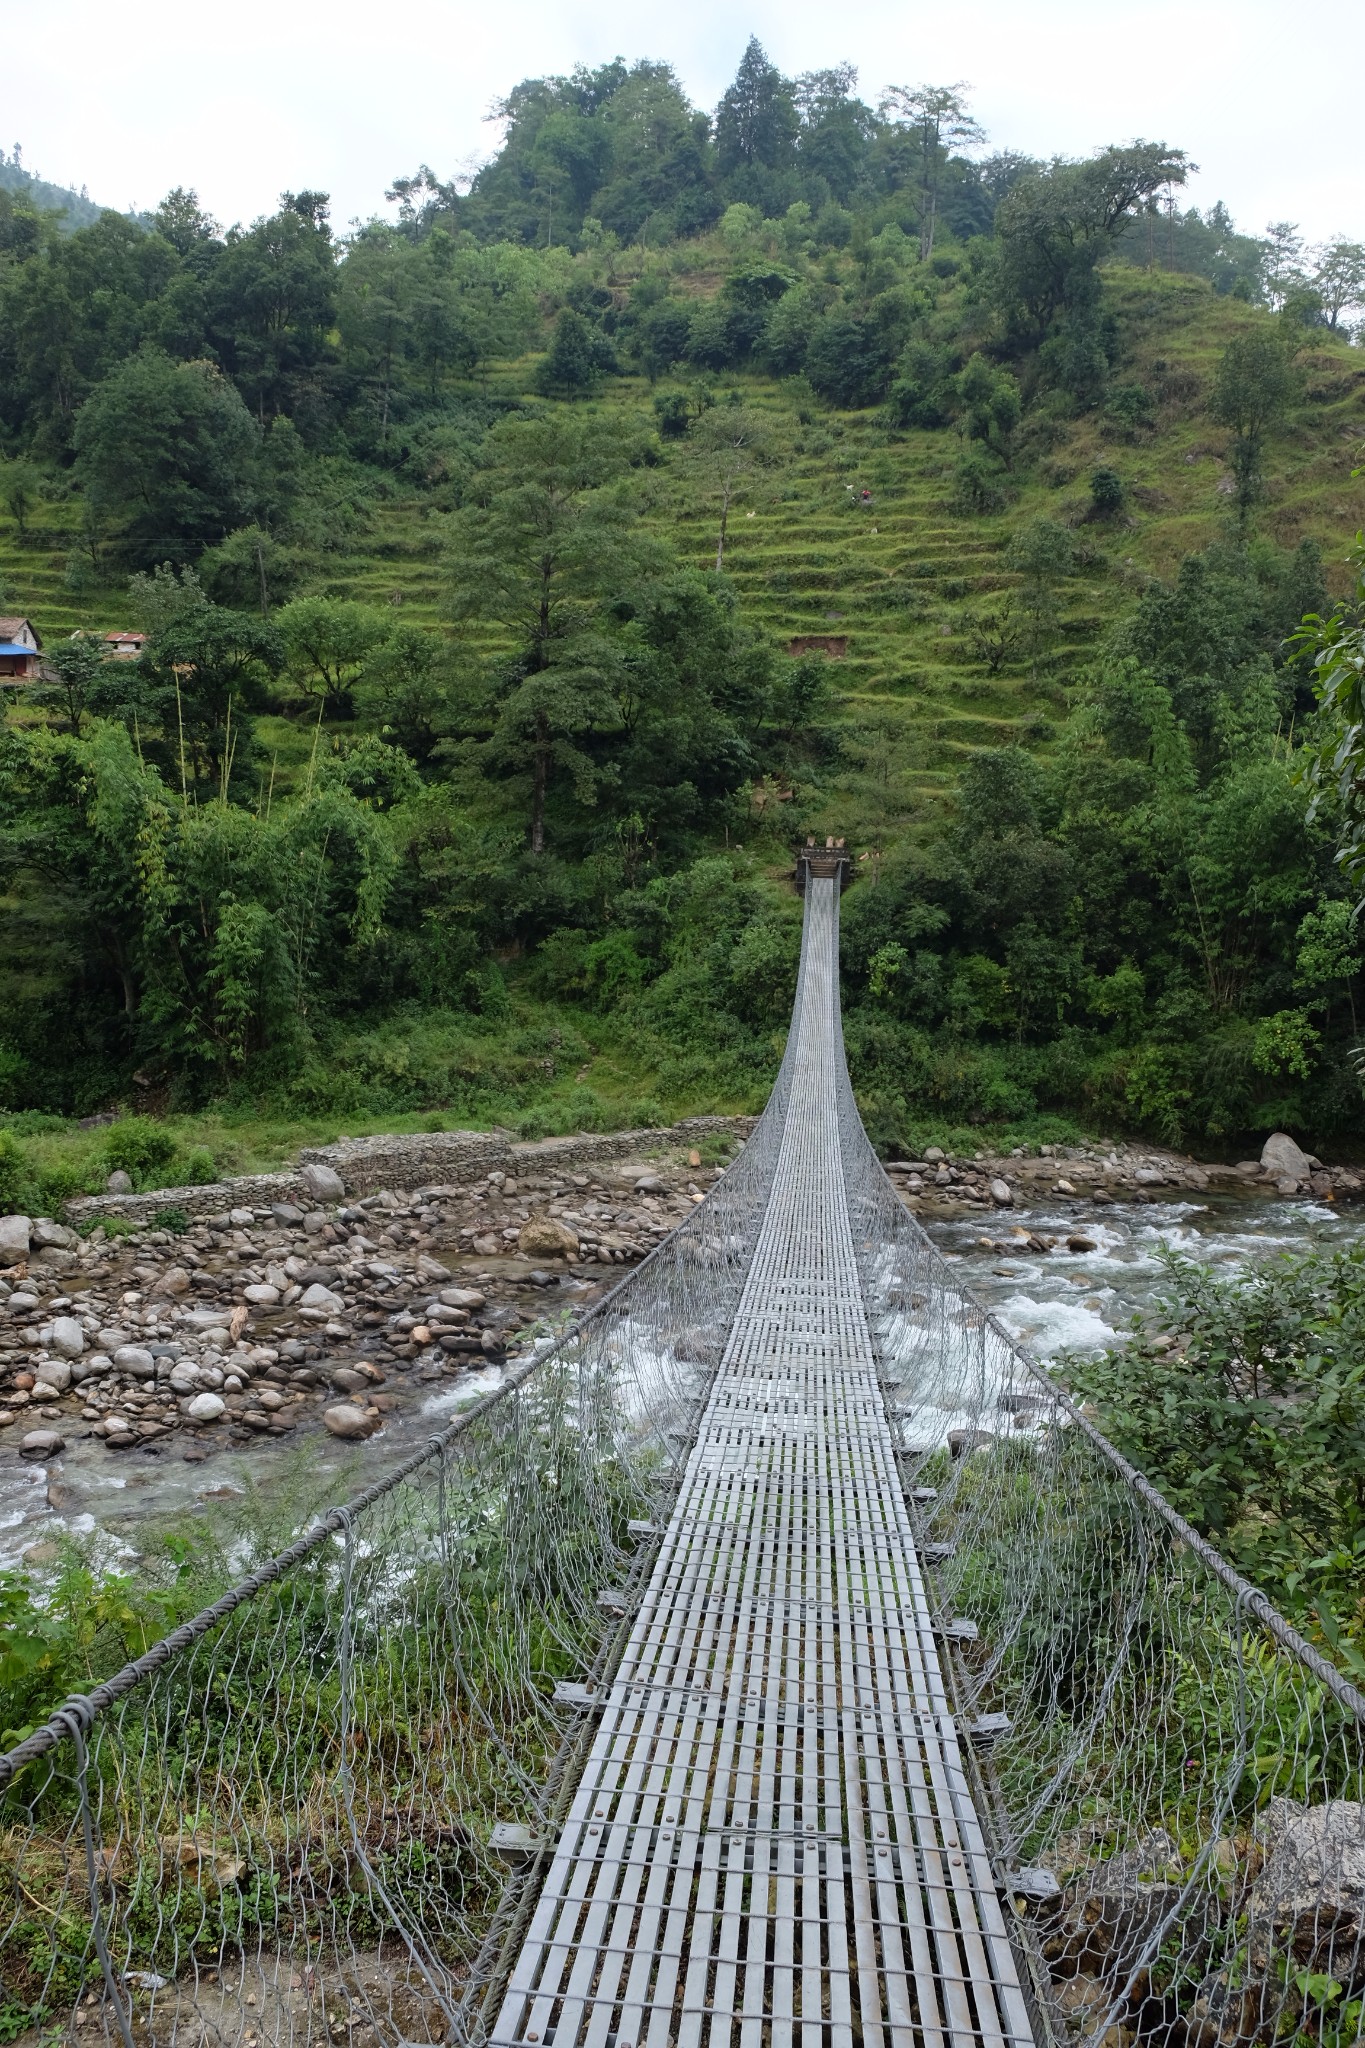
[0,40,1364,1199]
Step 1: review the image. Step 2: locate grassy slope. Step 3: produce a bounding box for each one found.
[2,262,1363,1161]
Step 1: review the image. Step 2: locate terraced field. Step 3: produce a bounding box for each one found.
[2,264,1362,840]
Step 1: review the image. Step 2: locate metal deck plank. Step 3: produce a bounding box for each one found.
[487,878,1035,2048]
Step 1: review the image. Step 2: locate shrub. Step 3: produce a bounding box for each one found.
[951,449,1010,515]
[103,1118,180,1186]
[0,1132,35,1213]
[1090,466,1125,516]
[151,1207,191,1234]
[180,1147,219,1185]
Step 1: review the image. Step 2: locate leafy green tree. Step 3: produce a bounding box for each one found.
[72,347,260,561]
[447,412,650,852]
[139,603,284,788]
[1208,328,1301,524]
[0,722,395,1084]
[198,523,303,615]
[29,635,117,735]
[1310,239,1365,331]
[878,83,985,260]
[1296,540,1365,902]
[1,457,41,536]
[277,597,392,720]
[793,66,874,205]
[679,405,776,570]
[993,142,1192,347]
[534,308,604,397]
[954,353,1021,462]
[207,192,337,420]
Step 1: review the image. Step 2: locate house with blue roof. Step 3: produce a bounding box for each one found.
[0,617,43,682]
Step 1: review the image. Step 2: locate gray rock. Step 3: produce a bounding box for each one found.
[105,1171,133,1194]
[323,1403,377,1439]
[271,1204,306,1225]
[185,1391,226,1422]
[299,1162,345,1203]
[152,1266,192,1297]
[989,1179,1013,1207]
[243,1283,280,1306]
[168,1363,202,1394]
[924,1147,945,1164]
[228,1207,255,1227]
[441,1287,487,1310]
[49,1315,86,1358]
[0,1215,32,1267]
[113,1345,156,1378]
[31,1220,76,1249]
[1261,1132,1311,1183]
[69,1355,103,1384]
[20,1428,65,1458]
[634,1174,665,1193]
[300,1283,344,1314]
[33,1360,72,1395]
[1251,1799,1365,1967]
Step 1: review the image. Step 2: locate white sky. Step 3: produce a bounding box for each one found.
[7,0,1362,246]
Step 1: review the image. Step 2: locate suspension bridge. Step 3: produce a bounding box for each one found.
[2,848,1363,2048]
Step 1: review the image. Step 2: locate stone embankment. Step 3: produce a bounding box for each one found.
[886,1128,1356,1212]
[0,1118,751,1467]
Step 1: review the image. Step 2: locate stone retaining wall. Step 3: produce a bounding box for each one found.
[62,1116,756,1226]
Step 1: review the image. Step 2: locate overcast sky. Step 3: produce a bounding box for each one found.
[8,0,1362,246]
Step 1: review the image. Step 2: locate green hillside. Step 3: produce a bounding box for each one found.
[1,48,1365,1185]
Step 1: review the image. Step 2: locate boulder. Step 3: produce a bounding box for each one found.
[20,1428,65,1459]
[49,1316,86,1359]
[634,1174,665,1193]
[168,1363,202,1394]
[243,1284,280,1306]
[1250,1798,1365,1972]
[271,1204,305,1226]
[440,1287,487,1311]
[329,1368,371,1393]
[299,1162,345,1203]
[31,1221,76,1250]
[518,1216,580,1260]
[300,1283,344,1314]
[0,1215,31,1267]
[1261,1132,1312,1184]
[989,1179,1013,1208]
[323,1403,378,1439]
[105,1170,133,1194]
[33,1360,72,1395]
[185,1391,226,1422]
[114,1346,156,1378]
[1066,1236,1099,1254]
[152,1267,192,1297]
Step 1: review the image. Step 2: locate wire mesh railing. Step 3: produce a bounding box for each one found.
[0,913,823,2048]
[835,1036,1365,2048]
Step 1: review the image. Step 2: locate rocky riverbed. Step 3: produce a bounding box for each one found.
[0,1142,723,1563]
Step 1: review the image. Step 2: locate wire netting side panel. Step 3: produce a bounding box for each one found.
[0,1042,806,2047]
[829,975,1365,2048]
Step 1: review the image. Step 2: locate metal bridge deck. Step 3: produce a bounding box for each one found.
[490,879,1035,2048]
